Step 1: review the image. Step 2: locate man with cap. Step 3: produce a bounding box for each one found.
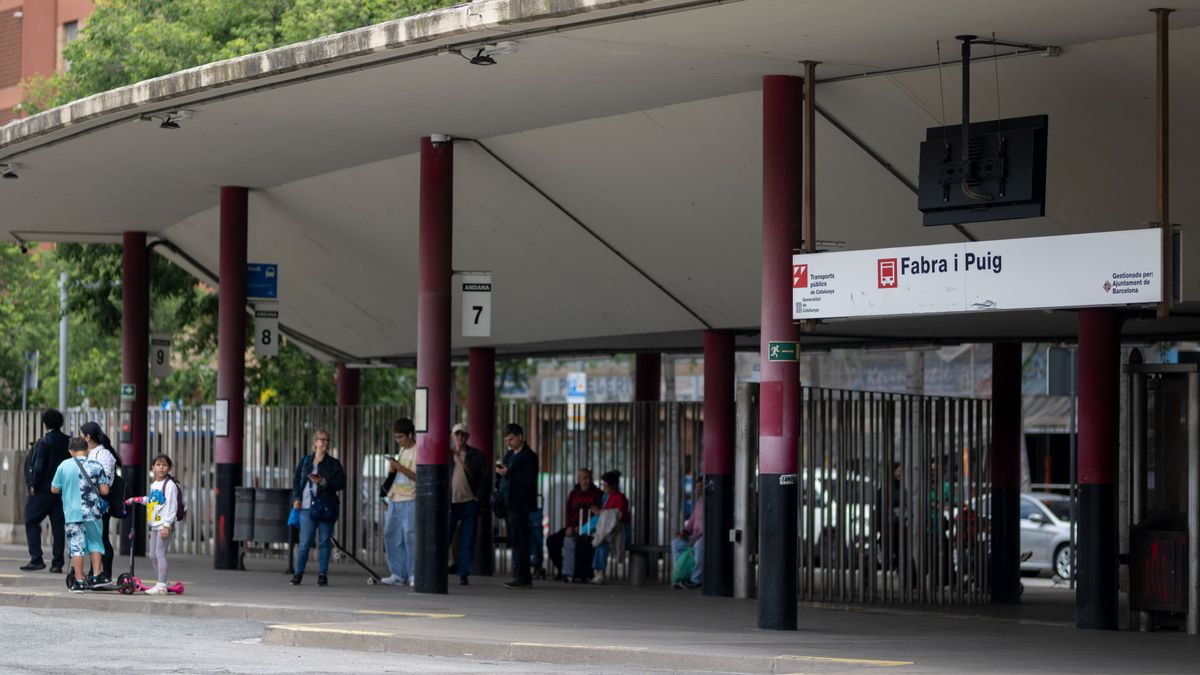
[447,423,487,585]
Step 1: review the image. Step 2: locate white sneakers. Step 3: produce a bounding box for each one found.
[145,583,168,595]
[381,575,402,585]
[590,573,606,585]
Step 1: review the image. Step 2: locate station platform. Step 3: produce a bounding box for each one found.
[0,544,1194,673]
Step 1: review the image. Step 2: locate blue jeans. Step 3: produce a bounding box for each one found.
[385,500,416,582]
[448,500,478,579]
[528,509,544,569]
[296,510,334,575]
[592,524,630,573]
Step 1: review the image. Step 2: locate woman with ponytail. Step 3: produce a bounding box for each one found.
[80,421,120,583]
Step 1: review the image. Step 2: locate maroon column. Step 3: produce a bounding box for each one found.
[1077,309,1120,629]
[120,232,149,557]
[415,137,452,594]
[469,347,496,576]
[634,353,660,562]
[703,330,735,596]
[759,74,802,630]
[214,186,248,570]
[990,342,1022,603]
[336,364,361,406]
[336,363,362,551]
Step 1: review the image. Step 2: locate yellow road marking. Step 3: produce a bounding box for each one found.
[269,624,394,637]
[777,655,913,667]
[355,609,464,619]
[511,642,647,652]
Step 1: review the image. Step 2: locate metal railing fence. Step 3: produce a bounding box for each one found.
[798,388,992,605]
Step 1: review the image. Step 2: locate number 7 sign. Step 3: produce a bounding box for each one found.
[459,272,492,338]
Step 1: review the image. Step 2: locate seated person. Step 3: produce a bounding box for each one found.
[546,468,604,579]
[587,470,630,585]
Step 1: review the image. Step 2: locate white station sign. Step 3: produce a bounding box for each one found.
[460,272,492,337]
[150,333,172,378]
[792,229,1163,321]
[254,304,279,358]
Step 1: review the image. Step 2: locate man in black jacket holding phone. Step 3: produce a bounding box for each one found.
[496,422,538,589]
[21,409,71,573]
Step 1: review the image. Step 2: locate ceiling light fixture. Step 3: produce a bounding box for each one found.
[453,41,518,66]
[140,109,193,129]
[1,162,19,180]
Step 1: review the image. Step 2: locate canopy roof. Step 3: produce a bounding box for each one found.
[4,0,1200,361]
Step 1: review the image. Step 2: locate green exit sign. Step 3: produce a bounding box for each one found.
[120,384,136,401]
[768,341,798,362]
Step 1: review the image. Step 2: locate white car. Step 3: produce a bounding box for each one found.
[1020,493,1073,579]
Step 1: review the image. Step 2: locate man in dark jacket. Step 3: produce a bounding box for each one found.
[22,409,71,572]
[496,422,538,589]
[447,423,487,585]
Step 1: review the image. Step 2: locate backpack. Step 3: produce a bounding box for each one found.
[166,475,187,522]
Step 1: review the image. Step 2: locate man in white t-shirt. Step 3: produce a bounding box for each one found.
[380,418,418,586]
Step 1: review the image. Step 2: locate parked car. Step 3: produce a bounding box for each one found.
[1020,492,1072,579]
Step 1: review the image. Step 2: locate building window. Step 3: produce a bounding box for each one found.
[59,21,79,71]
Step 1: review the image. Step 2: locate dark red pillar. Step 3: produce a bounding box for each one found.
[991,342,1022,603]
[759,74,802,630]
[1077,309,1120,629]
[469,347,496,576]
[634,353,660,557]
[335,364,361,406]
[415,137,452,594]
[336,363,362,549]
[214,186,248,570]
[703,330,735,597]
[120,232,149,557]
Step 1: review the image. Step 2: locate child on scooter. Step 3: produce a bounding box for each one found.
[125,454,179,595]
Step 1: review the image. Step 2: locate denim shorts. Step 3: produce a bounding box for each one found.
[66,520,104,558]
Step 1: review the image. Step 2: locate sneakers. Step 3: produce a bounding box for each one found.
[68,580,87,593]
[503,579,532,589]
[459,577,469,586]
[289,574,303,586]
[407,577,416,587]
[672,582,684,589]
[682,580,701,589]
[590,573,606,585]
[317,575,328,587]
[20,561,46,572]
[380,575,402,586]
[145,583,168,595]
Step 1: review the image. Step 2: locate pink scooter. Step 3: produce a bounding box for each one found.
[115,503,185,595]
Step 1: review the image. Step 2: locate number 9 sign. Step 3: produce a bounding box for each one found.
[150,334,172,378]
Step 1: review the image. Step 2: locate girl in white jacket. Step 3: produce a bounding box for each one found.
[126,454,179,594]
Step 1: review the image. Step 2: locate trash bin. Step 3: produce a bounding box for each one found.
[233,487,256,541]
[254,488,291,543]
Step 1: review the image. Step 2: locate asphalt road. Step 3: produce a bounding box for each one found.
[0,606,709,674]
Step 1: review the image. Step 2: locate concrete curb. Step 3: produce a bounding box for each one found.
[0,588,438,625]
[260,623,914,673]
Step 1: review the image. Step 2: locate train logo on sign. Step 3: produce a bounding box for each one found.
[792,264,808,289]
[877,258,898,288]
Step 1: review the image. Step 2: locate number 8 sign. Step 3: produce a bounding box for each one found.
[255,305,279,358]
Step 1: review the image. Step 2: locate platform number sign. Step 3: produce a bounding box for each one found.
[150,333,172,378]
[460,272,492,338]
[255,304,279,358]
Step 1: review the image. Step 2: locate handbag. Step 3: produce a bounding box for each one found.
[287,507,301,528]
[309,498,339,523]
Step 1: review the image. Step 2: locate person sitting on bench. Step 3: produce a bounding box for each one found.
[547,468,604,580]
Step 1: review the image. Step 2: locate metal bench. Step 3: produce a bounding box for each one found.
[628,543,672,586]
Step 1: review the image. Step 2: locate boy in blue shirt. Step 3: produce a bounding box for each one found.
[51,437,111,593]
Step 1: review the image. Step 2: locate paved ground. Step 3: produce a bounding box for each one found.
[0,546,1196,673]
[0,606,690,674]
